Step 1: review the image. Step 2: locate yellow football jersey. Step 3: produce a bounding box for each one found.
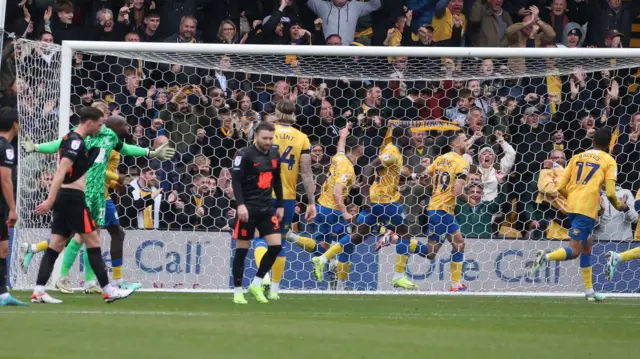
[318,152,355,210]
[272,124,311,200]
[427,152,469,215]
[370,143,402,204]
[559,149,618,219]
[105,150,120,198]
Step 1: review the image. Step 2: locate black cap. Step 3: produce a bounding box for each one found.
[568,28,582,37]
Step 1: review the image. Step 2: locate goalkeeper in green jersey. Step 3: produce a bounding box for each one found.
[19,116,174,294]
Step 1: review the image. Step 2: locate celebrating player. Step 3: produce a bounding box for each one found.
[314,126,429,289]
[288,127,362,289]
[231,121,285,304]
[422,131,472,292]
[30,107,135,304]
[253,100,316,300]
[20,109,174,293]
[0,108,27,306]
[530,128,627,302]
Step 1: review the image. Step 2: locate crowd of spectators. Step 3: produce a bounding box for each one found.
[2,0,640,242]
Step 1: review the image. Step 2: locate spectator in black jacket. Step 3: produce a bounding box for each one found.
[45,1,84,44]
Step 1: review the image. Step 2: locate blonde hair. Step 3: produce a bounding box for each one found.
[91,100,109,116]
[275,99,296,124]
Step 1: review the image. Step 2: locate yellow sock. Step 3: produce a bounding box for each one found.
[547,248,568,261]
[395,254,408,274]
[324,243,343,261]
[112,266,123,280]
[620,247,640,262]
[255,246,267,267]
[337,262,350,281]
[296,236,318,253]
[271,256,286,283]
[581,267,593,290]
[35,240,49,253]
[451,262,462,284]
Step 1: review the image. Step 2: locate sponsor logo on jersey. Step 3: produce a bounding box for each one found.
[71,140,81,150]
[5,149,14,160]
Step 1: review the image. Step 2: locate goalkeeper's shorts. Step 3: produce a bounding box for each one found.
[85,192,107,227]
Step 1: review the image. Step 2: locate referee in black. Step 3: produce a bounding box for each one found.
[231,121,284,304]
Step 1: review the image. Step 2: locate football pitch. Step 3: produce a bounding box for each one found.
[1,292,638,359]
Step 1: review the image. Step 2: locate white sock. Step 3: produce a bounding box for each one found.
[234,287,243,295]
[320,255,328,264]
[102,284,114,295]
[251,277,263,287]
[544,254,550,261]
[34,285,45,294]
[337,279,347,291]
[289,232,300,242]
[263,272,271,283]
[271,282,279,294]
[85,280,97,288]
[30,244,38,253]
[113,278,124,286]
[0,292,9,299]
[393,273,404,280]
[585,288,595,295]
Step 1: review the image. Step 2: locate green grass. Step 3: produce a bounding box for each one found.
[1,291,639,359]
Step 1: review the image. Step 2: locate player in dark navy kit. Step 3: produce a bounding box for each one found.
[30,107,136,304]
[0,108,27,306]
[231,121,284,304]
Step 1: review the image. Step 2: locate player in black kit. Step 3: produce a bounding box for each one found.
[0,108,27,306]
[31,107,136,304]
[231,121,284,304]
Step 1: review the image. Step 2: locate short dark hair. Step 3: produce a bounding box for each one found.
[39,31,53,40]
[0,107,19,132]
[449,130,465,146]
[345,136,362,152]
[593,128,612,150]
[78,107,104,124]
[141,167,154,174]
[254,121,275,134]
[458,88,473,100]
[391,126,411,139]
[145,11,161,19]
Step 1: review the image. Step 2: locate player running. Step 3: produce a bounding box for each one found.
[287,127,362,289]
[30,107,135,304]
[231,122,285,304]
[252,100,316,300]
[20,109,174,293]
[0,108,27,306]
[530,128,627,302]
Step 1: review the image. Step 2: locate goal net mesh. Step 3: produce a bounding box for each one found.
[10,39,640,294]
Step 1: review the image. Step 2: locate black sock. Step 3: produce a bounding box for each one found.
[232,248,249,287]
[0,257,7,295]
[86,247,110,288]
[36,248,60,286]
[256,245,282,279]
[107,226,124,263]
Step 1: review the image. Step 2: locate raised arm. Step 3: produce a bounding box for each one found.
[23,137,63,154]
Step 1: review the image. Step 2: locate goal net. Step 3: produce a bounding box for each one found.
[10,39,640,296]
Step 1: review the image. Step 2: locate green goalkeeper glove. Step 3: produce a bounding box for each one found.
[22,136,38,153]
[149,142,176,161]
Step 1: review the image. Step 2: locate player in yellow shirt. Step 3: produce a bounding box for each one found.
[604,188,640,281]
[287,128,363,289]
[253,100,316,300]
[423,131,472,292]
[350,126,430,290]
[530,128,628,302]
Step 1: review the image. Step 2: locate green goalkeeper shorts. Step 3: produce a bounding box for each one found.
[85,192,107,227]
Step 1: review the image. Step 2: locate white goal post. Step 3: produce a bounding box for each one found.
[10,39,640,297]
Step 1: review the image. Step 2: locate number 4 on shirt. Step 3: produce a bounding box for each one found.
[279,145,295,170]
